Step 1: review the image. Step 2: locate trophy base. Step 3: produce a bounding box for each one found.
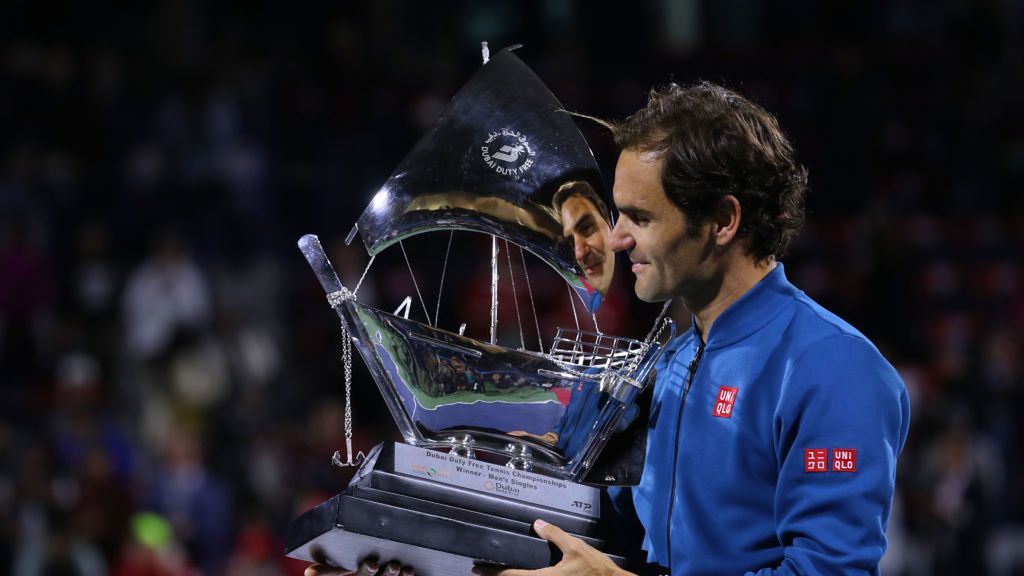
[286,442,629,575]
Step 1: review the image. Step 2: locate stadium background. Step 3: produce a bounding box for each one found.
[1,1,1021,574]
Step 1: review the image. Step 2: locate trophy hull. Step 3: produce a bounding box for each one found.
[286,443,629,574]
[336,297,661,480]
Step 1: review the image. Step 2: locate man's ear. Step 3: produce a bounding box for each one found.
[712,195,741,247]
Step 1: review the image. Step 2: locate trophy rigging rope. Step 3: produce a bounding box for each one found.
[353,254,375,296]
[504,239,526,350]
[400,241,433,326]
[567,283,580,332]
[644,300,673,345]
[434,231,454,327]
[519,246,544,352]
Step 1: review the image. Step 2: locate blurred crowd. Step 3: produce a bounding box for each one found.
[1,1,1022,575]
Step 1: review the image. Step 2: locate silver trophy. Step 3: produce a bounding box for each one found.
[287,45,673,575]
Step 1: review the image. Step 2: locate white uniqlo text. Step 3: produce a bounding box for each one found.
[713,386,738,418]
[832,448,857,472]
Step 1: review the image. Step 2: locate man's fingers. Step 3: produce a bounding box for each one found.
[532,519,577,552]
[491,568,556,576]
[473,568,547,576]
[356,559,381,576]
[304,565,358,576]
[304,557,390,576]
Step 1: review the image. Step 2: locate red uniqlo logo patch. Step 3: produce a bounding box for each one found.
[805,449,828,473]
[832,448,857,472]
[712,386,738,418]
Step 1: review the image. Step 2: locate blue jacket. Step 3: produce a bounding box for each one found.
[609,264,911,575]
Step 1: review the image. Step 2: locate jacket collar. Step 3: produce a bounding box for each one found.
[693,262,799,351]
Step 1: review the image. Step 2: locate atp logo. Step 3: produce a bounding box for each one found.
[481,128,536,177]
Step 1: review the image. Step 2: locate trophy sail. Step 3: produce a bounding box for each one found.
[353,46,607,311]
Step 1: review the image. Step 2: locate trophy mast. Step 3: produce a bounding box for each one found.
[483,42,502,347]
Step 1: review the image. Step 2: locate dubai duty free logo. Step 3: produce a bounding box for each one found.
[481,128,536,177]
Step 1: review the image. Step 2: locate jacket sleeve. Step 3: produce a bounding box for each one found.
[603,486,657,573]
[747,334,910,575]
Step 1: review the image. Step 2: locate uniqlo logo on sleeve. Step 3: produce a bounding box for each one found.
[804,448,828,473]
[712,386,738,418]
[832,448,857,472]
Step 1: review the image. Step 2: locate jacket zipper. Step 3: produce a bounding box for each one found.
[665,341,705,570]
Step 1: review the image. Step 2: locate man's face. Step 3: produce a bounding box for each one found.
[609,150,715,302]
[560,195,614,295]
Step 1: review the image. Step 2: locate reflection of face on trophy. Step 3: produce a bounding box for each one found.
[554,182,615,297]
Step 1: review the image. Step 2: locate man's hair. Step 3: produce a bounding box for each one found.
[607,81,807,262]
[552,181,611,223]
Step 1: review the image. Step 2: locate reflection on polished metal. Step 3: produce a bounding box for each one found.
[505,443,533,472]
[447,434,476,459]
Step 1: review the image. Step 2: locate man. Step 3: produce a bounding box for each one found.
[312,81,910,576]
[553,181,615,299]
[490,81,911,575]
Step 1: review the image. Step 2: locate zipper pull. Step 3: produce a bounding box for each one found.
[687,344,705,379]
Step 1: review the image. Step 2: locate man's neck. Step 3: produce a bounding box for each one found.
[687,257,776,343]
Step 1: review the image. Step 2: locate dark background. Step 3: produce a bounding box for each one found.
[1,1,1022,574]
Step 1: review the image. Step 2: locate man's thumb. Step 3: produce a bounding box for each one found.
[533,519,573,550]
[533,519,551,538]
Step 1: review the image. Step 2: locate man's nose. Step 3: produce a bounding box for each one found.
[574,235,589,260]
[609,220,633,252]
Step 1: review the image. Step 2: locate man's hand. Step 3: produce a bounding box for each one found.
[472,520,633,576]
[305,559,413,576]
[507,431,559,445]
